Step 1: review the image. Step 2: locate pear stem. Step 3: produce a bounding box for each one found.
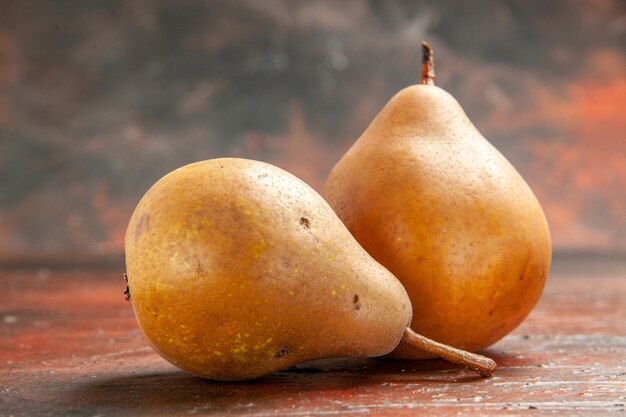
[420,41,435,86]
[401,328,496,377]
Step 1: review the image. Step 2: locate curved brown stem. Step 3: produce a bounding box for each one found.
[420,41,435,86]
[401,328,496,377]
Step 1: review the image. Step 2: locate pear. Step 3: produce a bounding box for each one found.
[322,43,551,358]
[125,158,495,380]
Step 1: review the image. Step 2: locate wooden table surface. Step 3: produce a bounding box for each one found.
[1,257,625,416]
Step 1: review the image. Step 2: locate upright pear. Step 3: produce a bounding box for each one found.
[125,158,495,380]
[322,43,551,358]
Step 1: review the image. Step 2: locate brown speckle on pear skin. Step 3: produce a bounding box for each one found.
[300,216,310,228]
[273,345,290,358]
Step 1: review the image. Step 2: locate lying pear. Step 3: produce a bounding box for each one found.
[125,158,495,380]
[322,43,551,358]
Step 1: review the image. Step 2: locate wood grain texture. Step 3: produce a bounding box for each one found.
[1,260,625,416]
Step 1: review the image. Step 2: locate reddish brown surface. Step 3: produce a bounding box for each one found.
[1,259,625,416]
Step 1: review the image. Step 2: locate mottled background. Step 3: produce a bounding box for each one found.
[0,0,624,265]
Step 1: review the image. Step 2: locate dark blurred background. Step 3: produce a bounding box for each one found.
[0,0,624,266]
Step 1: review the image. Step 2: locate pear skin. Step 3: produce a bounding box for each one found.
[322,43,551,358]
[125,158,413,380]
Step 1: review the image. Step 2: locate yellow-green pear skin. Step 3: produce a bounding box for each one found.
[322,85,552,358]
[125,158,411,380]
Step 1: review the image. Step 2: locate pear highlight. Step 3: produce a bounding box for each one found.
[322,42,551,358]
[125,158,495,380]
